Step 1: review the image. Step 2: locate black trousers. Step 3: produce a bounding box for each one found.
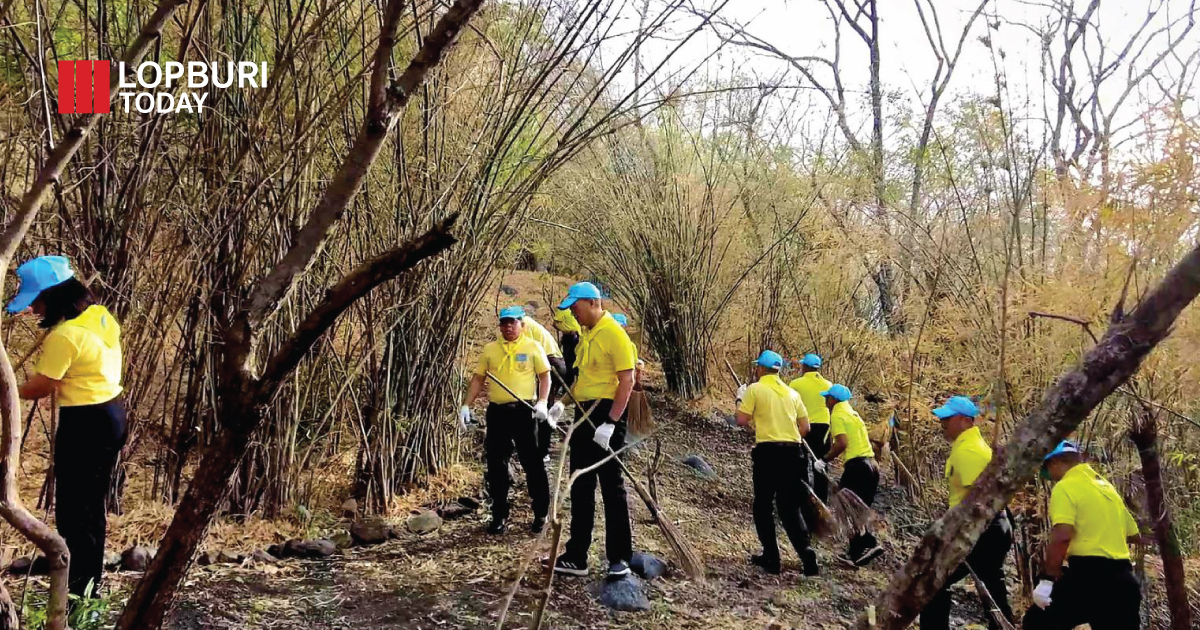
[840,456,879,558]
[920,512,1014,630]
[541,356,571,457]
[563,399,633,566]
[56,398,127,598]
[1022,557,1140,630]
[485,402,549,522]
[804,423,831,501]
[559,333,579,387]
[751,442,813,564]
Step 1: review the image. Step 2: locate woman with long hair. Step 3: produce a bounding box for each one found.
[8,256,126,599]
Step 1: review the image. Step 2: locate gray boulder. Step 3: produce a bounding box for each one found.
[630,552,667,580]
[588,574,650,612]
[121,546,155,572]
[330,531,354,549]
[219,550,243,565]
[292,539,336,558]
[682,455,717,480]
[249,550,278,565]
[406,510,443,535]
[500,285,519,296]
[350,517,393,545]
[439,502,474,521]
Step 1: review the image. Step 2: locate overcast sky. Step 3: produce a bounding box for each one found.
[608,0,1199,163]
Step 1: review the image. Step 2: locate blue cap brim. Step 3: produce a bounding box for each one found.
[557,297,578,310]
[932,406,957,420]
[819,389,831,397]
[5,287,40,314]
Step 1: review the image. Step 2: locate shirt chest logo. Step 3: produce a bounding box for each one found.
[516,354,528,362]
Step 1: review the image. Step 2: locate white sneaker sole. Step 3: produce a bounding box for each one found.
[554,565,589,577]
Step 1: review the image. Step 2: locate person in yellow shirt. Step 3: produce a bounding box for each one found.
[552,282,637,579]
[734,350,819,577]
[789,353,833,500]
[520,313,565,461]
[919,396,1013,630]
[10,256,126,599]
[817,384,882,567]
[1023,441,1142,630]
[460,306,552,535]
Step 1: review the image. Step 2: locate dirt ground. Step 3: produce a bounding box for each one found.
[154,395,1005,630]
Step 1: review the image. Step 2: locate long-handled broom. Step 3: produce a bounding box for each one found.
[486,370,707,581]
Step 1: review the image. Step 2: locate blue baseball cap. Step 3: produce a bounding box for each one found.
[7,256,74,314]
[932,396,979,420]
[801,353,822,368]
[1043,440,1080,463]
[820,384,852,402]
[612,313,628,327]
[498,306,526,320]
[755,350,784,370]
[557,282,602,310]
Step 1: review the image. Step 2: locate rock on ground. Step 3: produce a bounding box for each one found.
[290,539,336,558]
[438,502,474,521]
[406,510,443,535]
[249,550,278,565]
[121,546,155,572]
[350,517,393,545]
[330,531,354,549]
[500,285,519,296]
[630,552,667,580]
[457,496,481,510]
[587,574,651,612]
[341,498,358,519]
[218,550,242,565]
[682,455,717,480]
[198,551,220,567]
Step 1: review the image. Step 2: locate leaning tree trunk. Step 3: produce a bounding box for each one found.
[856,241,1200,629]
[1130,406,1193,630]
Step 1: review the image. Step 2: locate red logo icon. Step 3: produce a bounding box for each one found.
[57,60,110,114]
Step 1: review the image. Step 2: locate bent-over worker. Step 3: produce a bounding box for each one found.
[735,350,819,577]
[11,256,127,598]
[460,306,551,535]
[818,384,883,567]
[1022,441,1142,630]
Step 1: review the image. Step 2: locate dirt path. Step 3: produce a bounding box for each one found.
[161,394,995,630]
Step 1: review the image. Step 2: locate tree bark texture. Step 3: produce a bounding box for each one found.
[1130,408,1193,630]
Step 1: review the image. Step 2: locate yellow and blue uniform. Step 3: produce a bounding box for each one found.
[739,374,806,443]
[945,426,991,508]
[36,305,123,407]
[571,312,636,402]
[474,337,550,403]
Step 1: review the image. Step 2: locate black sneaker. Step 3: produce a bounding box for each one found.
[853,545,884,567]
[553,557,589,576]
[486,519,507,535]
[607,560,631,579]
[801,549,820,577]
[531,516,546,534]
[750,554,781,575]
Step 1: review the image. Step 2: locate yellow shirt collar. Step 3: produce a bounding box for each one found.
[952,425,984,450]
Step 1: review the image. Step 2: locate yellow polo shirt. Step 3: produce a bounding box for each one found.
[789,372,833,426]
[1049,464,1138,560]
[572,312,637,401]
[738,373,807,444]
[35,305,123,407]
[552,308,581,334]
[474,337,549,403]
[829,401,874,461]
[946,426,991,508]
[521,316,562,358]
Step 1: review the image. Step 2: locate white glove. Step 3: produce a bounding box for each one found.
[813,460,827,474]
[1032,579,1053,609]
[533,400,550,422]
[457,405,472,431]
[735,384,748,403]
[593,422,615,451]
[549,401,565,424]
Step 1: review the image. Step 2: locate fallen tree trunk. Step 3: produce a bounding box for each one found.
[857,244,1200,629]
[1130,406,1193,630]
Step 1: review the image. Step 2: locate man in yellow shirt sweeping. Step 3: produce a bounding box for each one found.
[789,353,833,501]
[735,350,819,577]
[1023,441,1142,630]
[552,282,638,579]
[919,396,1013,630]
[817,384,883,567]
[460,307,552,535]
